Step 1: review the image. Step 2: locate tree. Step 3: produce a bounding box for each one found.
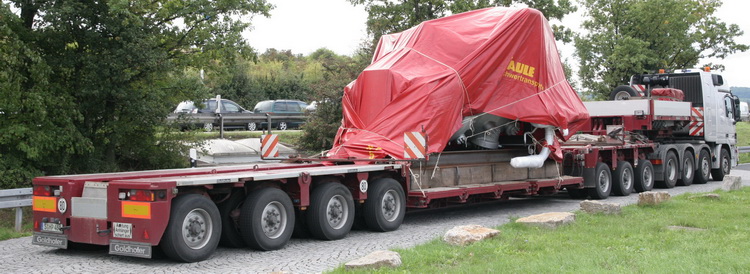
[0,0,271,187]
[348,0,577,52]
[575,0,748,98]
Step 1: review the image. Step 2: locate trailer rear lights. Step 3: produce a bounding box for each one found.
[121,201,152,219]
[32,196,57,212]
[650,159,663,165]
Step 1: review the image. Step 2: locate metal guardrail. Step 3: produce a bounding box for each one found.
[740,146,750,154]
[0,188,32,232]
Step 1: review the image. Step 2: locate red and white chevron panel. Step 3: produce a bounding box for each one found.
[689,107,704,136]
[261,134,280,158]
[403,132,426,159]
[632,85,647,96]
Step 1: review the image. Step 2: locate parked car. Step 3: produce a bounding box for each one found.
[252,100,309,130]
[171,98,254,131]
[173,98,251,114]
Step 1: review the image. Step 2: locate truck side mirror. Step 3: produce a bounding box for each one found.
[712,74,724,86]
[732,95,741,123]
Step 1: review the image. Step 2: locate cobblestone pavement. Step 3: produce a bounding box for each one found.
[2,170,748,273]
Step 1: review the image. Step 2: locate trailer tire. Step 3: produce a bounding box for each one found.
[609,85,638,100]
[587,162,612,199]
[307,182,355,240]
[240,188,294,251]
[677,151,695,186]
[711,148,731,181]
[694,149,711,184]
[612,161,634,196]
[364,178,406,232]
[657,151,679,188]
[634,160,654,192]
[161,194,221,263]
[217,190,246,248]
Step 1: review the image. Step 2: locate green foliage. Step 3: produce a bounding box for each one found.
[575,0,749,98]
[0,0,271,188]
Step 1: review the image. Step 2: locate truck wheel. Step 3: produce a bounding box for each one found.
[612,161,634,196]
[161,194,221,263]
[217,190,246,248]
[363,178,406,232]
[239,188,294,250]
[711,148,731,181]
[247,122,257,131]
[203,123,213,132]
[278,122,288,131]
[694,149,711,184]
[677,151,695,186]
[609,85,638,100]
[307,182,355,240]
[587,162,612,199]
[634,160,654,192]
[656,151,678,188]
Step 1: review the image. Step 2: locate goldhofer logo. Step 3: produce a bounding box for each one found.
[32,233,67,248]
[109,241,152,258]
[112,243,147,255]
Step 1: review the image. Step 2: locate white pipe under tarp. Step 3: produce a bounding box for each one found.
[510,124,555,169]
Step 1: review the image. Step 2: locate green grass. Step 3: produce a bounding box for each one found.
[737,122,750,163]
[0,207,33,241]
[332,188,750,273]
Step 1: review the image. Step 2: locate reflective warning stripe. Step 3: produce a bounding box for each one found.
[33,196,57,212]
[121,201,151,219]
[689,107,704,136]
[261,134,279,158]
[631,85,646,96]
[404,132,426,159]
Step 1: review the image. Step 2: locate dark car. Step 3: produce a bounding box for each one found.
[253,100,309,130]
[172,98,253,131]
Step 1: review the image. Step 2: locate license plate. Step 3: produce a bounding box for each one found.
[109,240,152,258]
[41,222,63,233]
[113,222,132,239]
[32,232,68,248]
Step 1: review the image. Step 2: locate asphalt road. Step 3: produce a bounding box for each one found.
[1,170,748,273]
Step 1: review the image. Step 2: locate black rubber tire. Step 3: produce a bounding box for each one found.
[711,148,731,181]
[634,160,654,192]
[694,149,711,184]
[612,161,634,196]
[656,151,678,188]
[161,194,221,263]
[217,190,246,248]
[609,85,638,100]
[677,151,695,186]
[587,162,612,199]
[363,178,406,232]
[307,183,355,240]
[239,188,295,251]
[566,187,589,199]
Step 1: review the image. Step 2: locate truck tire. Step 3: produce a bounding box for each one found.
[363,178,406,232]
[657,151,678,188]
[609,85,638,100]
[587,162,612,199]
[677,151,695,186]
[612,161,634,196]
[634,160,654,192]
[239,188,294,251]
[161,194,221,263]
[711,148,731,181]
[307,182,355,240]
[694,149,711,184]
[217,190,246,248]
[247,122,257,131]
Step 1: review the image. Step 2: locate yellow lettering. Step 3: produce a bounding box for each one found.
[507,60,515,71]
[527,67,535,78]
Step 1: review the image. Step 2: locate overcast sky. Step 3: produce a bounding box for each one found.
[245,0,750,88]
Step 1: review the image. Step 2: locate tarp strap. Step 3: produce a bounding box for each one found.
[408,47,474,116]
[408,163,426,197]
[473,79,570,120]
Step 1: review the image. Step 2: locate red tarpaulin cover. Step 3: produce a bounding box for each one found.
[328,7,589,160]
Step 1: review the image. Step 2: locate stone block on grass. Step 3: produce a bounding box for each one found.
[721,175,742,191]
[443,225,500,246]
[638,191,671,206]
[580,200,622,215]
[345,250,402,270]
[515,212,575,229]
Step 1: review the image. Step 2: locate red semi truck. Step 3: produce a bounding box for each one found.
[31,8,738,262]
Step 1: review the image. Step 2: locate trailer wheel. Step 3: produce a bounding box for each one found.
[612,161,634,196]
[217,190,246,248]
[694,149,711,184]
[657,151,678,188]
[634,160,654,192]
[677,151,695,186]
[609,85,638,100]
[161,194,221,262]
[239,188,294,250]
[307,182,355,240]
[247,122,257,131]
[587,162,612,199]
[363,178,406,232]
[711,148,731,181]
